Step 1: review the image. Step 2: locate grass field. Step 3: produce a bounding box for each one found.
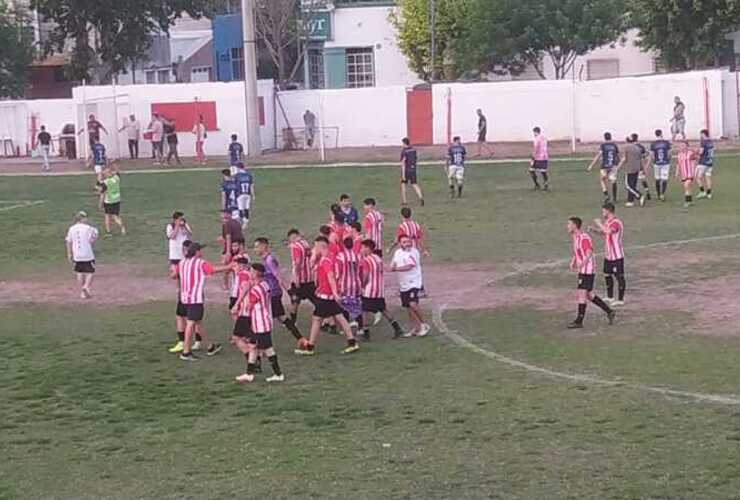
[2,157,740,499]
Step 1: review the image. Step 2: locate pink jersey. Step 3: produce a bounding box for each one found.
[572,232,595,275]
[603,217,624,261]
[533,134,549,161]
[289,239,315,285]
[178,257,215,304]
[396,220,424,248]
[248,280,273,334]
[334,247,362,298]
[360,253,384,299]
[677,150,696,180]
[363,209,384,247]
[236,270,252,315]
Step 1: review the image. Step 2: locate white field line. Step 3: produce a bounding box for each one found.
[0,200,46,212]
[438,231,740,406]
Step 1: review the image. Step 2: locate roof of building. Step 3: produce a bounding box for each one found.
[170,30,213,64]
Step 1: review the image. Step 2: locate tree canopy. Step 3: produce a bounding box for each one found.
[0,1,35,98]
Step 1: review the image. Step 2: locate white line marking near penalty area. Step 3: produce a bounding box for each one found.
[433,303,740,406]
[0,200,46,212]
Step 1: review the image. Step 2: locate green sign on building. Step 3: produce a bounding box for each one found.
[304,11,332,41]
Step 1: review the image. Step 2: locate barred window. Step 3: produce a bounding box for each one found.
[346,48,374,88]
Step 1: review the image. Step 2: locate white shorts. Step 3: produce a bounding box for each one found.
[94,164,104,174]
[653,164,670,181]
[231,209,241,219]
[237,194,251,211]
[448,165,465,182]
[697,164,713,177]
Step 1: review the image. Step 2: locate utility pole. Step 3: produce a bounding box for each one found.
[429,0,436,82]
[241,0,262,157]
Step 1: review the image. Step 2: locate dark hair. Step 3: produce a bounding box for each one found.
[287,228,300,237]
[221,169,231,176]
[183,240,192,248]
[185,246,199,258]
[330,203,340,214]
[315,235,329,244]
[350,222,362,233]
[235,257,250,265]
[453,136,461,142]
[363,197,376,206]
[568,216,583,229]
[318,225,331,237]
[533,127,541,133]
[254,237,269,245]
[402,137,410,146]
[232,237,245,245]
[602,202,616,213]
[251,263,266,274]
[343,237,354,250]
[339,193,350,201]
[400,207,412,219]
[655,129,663,138]
[362,239,376,251]
[334,212,346,224]
[604,132,612,141]
[231,134,237,141]
[630,133,638,142]
[172,211,184,219]
[700,129,709,137]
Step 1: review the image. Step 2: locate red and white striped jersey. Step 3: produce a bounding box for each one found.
[334,247,362,298]
[572,232,595,275]
[248,280,273,334]
[603,217,624,261]
[236,271,253,315]
[677,150,696,180]
[289,239,315,284]
[360,253,384,299]
[364,209,384,247]
[329,221,347,241]
[396,219,424,248]
[178,257,215,304]
[229,252,250,298]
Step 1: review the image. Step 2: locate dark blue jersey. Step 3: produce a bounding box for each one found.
[401,146,417,171]
[448,144,466,167]
[699,139,714,166]
[234,170,253,195]
[599,142,620,168]
[91,143,107,165]
[228,142,244,166]
[650,140,672,165]
[221,179,238,210]
[341,206,360,226]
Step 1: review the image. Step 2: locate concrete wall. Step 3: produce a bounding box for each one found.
[0,98,75,155]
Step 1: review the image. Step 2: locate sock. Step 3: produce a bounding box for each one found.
[602,190,608,198]
[685,194,691,203]
[449,185,455,195]
[177,331,185,342]
[605,275,614,299]
[655,180,661,196]
[356,315,364,329]
[707,188,712,194]
[617,276,626,301]
[576,303,586,322]
[246,362,256,375]
[282,318,302,340]
[611,182,617,200]
[255,355,262,370]
[195,333,202,341]
[348,338,357,347]
[307,342,315,352]
[391,320,403,334]
[268,355,282,376]
[591,295,612,314]
[529,171,540,186]
[699,186,705,193]
[330,325,338,335]
[687,195,692,203]
[662,180,668,195]
[458,185,463,196]
[541,172,549,185]
[290,312,297,323]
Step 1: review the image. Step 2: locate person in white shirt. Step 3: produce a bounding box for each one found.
[390,235,430,337]
[65,211,99,299]
[119,115,141,160]
[166,211,193,267]
[146,114,165,164]
[192,114,207,166]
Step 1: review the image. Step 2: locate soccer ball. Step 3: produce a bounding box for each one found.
[296,337,310,350]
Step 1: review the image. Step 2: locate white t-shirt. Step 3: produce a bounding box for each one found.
[126,120,141,140]
[391,247,423,292]
[66,223,98,262]
[166,223,191,261]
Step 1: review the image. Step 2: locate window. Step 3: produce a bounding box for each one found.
[231,47,244,80]
[308,49,325,89]
[216,0,241,14]
[345,47,374,88]
[145,70,156,84]
[586,59,619,80]
[191,66,212,83]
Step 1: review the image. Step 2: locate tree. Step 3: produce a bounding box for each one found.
[629,0,740,70]
[0,1,35,98]
[30,0,214,82]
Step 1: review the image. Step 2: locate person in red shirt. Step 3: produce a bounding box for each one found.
[295,236,359,355]
[229,256,254,362]
[286,229,316,325]
[359,239,404,340]
[347,222,363,253]
[362,197,384,256]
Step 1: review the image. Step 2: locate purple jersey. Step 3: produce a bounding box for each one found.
[262,253,282,297]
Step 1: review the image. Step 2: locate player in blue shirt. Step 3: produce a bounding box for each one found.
[400,137,424,206]
[228,134,244,173]
[696,129,715,199]
[220,169,238,217]
[649,129,672,201]
[233,161,254,228]
[90,138,107,178]
[446,136,467,198]
[587,132,620,201]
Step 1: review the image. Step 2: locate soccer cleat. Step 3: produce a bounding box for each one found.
[341,344,360,354]
[611,300,625,307]
[604,297,614,305]
[401,330,417,338]
[417,323,431,337]
[235,373,254,383]
[294,348,315,356]
[566,321,584,329]
[707,193,713,200]
[625,202,635,207]
[266,374,285,383]
[191,341,202,351]
[79,291,87,299]
[206,343,223,356]
[682,202,690,209]
[659,195,666,202]
[533,184,541,191]
[543,184,550,192]
[607,310,616,325]
[392,328,404,339]
[420,198,425,207]
[696,191,707,199]
[179,352,198,361]
[373,312,382,326]
[168,341,184,353]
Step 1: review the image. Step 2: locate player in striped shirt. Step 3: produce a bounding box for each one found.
[172,242,234,360]
[347,222,363,253]
[335,236,364,330]
[234,263,285,383]
[362,198,384,255]
[390,207,429,257]
[286,229,316,325]
[359,239,404,340]
[567,217,615,329]
[229,256,255,365]
[227,238,249,310]
[589,202,626,306]
[169,239,204,354]
[676,141,697,208]
[530,127,550,191]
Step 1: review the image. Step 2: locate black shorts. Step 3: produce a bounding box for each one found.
[229,296,238,310]
[402,168,418,185]
[103,202,120,215]
[74,260,95,274]
[248,332,273,350]
[400,288,421,308]
[531,160,549,171]
[176,300,187,318]
[232,316,252,338]
[313,297,343,319]
[577,274,595,291]
[289,282,316,304]
[169,259,181,267]
[362,297,387,314]
[271,295,286,318]
[373,249,383,258]
[478,130,487,143]
[185,304,205,322]
[603,258,625,276]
